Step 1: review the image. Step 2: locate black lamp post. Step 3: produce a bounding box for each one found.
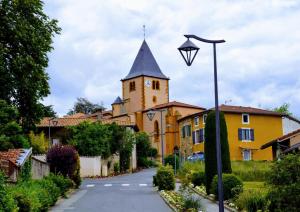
[146,109,167,165]
[178,34,225,212]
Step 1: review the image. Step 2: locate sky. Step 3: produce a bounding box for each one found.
[43,0,300,117]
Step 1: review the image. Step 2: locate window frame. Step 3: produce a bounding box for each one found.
[243,149,252,161]
[194,116,199,126]
[203,114,207,124]
[241,128,251,142]
[242,113,250,124]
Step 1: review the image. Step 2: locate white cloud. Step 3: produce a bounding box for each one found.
[44,0,300,117]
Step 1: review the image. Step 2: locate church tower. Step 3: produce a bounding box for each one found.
[121,40,169,114]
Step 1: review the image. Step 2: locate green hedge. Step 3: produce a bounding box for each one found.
[210,174,243,200]
[155,165,175,191]
[191,171,206,187]
[6,174,74,211]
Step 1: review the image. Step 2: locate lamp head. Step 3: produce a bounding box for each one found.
[178,38,199,66]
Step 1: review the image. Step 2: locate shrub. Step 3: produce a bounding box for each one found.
[183,196,201,211]
[47,144,81,187]
[177,161,205,181]
[156,165,175,191]
[204,111,232,194]
[153,175,157,186]
[267,154,300,212]
[36,178,60,206]
[0,171,17,212]
[210,174,243,200]
[149,147,158,158]
[44,173,74,197]
[29,131,48,154]
[164,154,179,171]
[191,171,205,187]
[235,190,268,212]
[114,162,120,174]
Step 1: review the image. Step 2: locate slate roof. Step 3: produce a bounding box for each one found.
[112,96,123,104]
[122,40,169,80]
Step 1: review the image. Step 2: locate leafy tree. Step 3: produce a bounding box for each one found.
[0,0,61,132]
[41,105,57,117]
[68,122,111,158]
[267,154,300,211]
[204,111,232,194]
[108,122,126,155]
[29,131,48,154]
[136,132,153,167]
[68,97,105,115]
[0,100,29,150]
[273,103,292,116]
[119,129,135,172]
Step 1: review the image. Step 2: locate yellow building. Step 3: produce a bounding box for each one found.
[178,105,300,161]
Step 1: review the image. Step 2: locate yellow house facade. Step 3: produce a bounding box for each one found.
[178,105,286,161]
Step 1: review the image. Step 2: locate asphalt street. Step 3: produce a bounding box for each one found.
[51,168,172,212]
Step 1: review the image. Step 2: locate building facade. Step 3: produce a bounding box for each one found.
[178,105,300,161]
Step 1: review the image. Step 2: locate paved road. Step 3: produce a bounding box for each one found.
[51,168,171,212]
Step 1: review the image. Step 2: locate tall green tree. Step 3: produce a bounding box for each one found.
[68,97,105,115]
[0,0,60,132]
[204,111,232,194]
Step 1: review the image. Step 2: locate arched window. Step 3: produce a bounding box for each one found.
[155,81,160,90]
[154,120,159,142]
[129,81,136,92]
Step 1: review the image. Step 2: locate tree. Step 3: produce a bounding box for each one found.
[68,97,105,115]
[204,111,232,194]
[29,131,48,154]
[0,100,29,151]
[119,129,135,172]
[136,132,152,167]
[267,154,300,212]
[273,103,292,116]
[68,122,111,158]
[0,0,61,132]
[41,105,57,117]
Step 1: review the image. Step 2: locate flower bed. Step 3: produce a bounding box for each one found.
[160,190,184,211]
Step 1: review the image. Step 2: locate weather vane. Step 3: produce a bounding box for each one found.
[143,25,146,40]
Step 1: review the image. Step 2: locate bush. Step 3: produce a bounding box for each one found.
[47,144,81,187]
[149,147,158,158]
[235,190,268,212]
[29,131,48,154]
[210,174,243,200]
[191,171,205,187]
[153,175,157,186]
[44,173,74,197]
[114,162,120,174]
[156,165,175,191]
[164,154,179,171]
[36,178,60,206]
[204,111,232,193]
[0,172,17,212]
[267,154,300,212]
[183,196,201,211]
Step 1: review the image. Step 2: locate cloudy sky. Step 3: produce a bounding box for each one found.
[43,0,300,117]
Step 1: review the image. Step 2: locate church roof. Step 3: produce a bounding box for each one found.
[122,40,169,81]
[112,96,123,104]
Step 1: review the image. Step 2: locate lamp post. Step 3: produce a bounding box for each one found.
[48,117,58,146]
[146,109,167,165]
[178,34,225,212]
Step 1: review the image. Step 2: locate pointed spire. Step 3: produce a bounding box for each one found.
[112,96,122,105]
[122,40,169,81]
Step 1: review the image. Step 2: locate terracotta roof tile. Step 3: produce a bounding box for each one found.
[0,149,22,166]
[37,117,96,127]
[63,113,86,118]
[216,105,282,116]
[144,101,206,111]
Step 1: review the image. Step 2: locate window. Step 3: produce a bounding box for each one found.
[152,96,157,103]
[203,114,207,124]
[152,80,160,90]
[192,129,205,144]
[242,114,249,124]
[154,121,159,142]
[194,116,199,126]
[238,128,254,141]
[243,149,251,161]
[182,125,191,138]
[129,81,136,92]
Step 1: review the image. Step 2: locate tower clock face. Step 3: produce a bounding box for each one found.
[145,80,151,87]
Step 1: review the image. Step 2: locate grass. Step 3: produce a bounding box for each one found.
[243,181,267,191]
[178,160,271,182]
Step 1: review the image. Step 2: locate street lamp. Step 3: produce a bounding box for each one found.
[146,109,167,165]
[178,34,225,212]
[48,117,58,146]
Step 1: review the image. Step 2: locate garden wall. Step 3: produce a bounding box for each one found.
[31,155,50,179]
[80,156,102,177]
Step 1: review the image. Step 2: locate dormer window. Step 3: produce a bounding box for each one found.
[242,114,249,124]
[129,81,136,92]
